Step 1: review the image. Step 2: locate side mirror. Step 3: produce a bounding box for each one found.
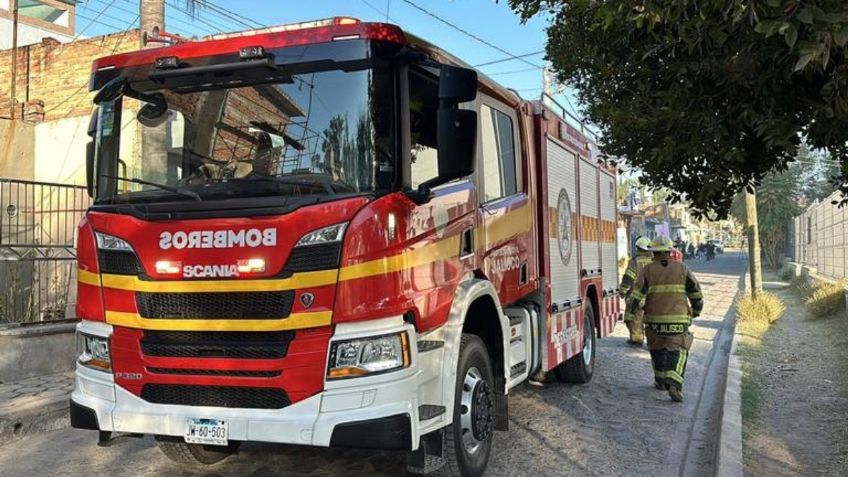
[86,141,95,198]
[85,108,98,198]
[438,65,477,104]
[408,64,478,205]
[137,93,169,127]
[436,108,476,179]
[93,76,127,104]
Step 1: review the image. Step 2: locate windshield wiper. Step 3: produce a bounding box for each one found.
[225,176,335,194]
[103,175,202,202]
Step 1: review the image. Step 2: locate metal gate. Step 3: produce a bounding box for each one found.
[0,178,90,323]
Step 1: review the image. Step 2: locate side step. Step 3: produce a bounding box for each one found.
[418,405,446,421]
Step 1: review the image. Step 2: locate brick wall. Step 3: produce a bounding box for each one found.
[0,30,139,122]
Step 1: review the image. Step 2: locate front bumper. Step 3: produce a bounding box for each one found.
[71,317,448,450]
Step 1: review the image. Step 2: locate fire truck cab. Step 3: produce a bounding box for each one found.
[70,18,620,477]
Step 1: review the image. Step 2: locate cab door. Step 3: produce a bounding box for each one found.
[476,96,533,305]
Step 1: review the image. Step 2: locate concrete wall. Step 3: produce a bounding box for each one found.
[0,118,34,179]
[0,16,72,49]
[0,322,76,382]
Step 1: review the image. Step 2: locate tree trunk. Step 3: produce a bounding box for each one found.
[140,0,165,48]
[745,189,763,297]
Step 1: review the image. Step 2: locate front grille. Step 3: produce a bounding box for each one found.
[147,368,281,378]
[141,330,294,359]
[141,384,290,409]
[135,291,294,319]
[99,250,143,275]
[284,243,342,272]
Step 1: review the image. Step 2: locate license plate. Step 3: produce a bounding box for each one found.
[185,418,228,446]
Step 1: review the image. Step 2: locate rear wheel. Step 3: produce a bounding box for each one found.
[155,435,240,465]
[554,303,596,384]
[434,334,495,477]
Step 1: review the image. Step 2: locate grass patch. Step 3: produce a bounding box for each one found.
[736,291,785,338]
[740,362,765,423]
[805,279,847,318]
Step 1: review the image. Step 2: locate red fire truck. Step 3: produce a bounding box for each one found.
[70,17,621,476]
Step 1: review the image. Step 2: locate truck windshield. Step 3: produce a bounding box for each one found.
[99,66,395,203]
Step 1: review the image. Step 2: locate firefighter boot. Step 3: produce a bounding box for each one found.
[668,384,684,402]
[628,325,644,346]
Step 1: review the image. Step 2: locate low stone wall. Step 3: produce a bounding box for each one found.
[0,321,77,383]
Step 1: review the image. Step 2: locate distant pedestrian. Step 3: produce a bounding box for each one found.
[627,236,703,402]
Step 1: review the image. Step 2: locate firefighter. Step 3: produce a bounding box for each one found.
[627,235,703,402]
[620,236,653,345]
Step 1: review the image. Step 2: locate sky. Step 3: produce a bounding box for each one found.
[74,0,582,119]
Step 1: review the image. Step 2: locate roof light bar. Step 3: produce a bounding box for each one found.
[208,17,361,41]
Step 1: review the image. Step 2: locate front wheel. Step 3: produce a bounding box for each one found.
[554,303,596,384]
[435,334,495,477]
[155,435,240,465]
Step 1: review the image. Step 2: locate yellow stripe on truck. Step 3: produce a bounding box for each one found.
[339,234,462,281]
[105,310,333,331]
[81,269,338,292]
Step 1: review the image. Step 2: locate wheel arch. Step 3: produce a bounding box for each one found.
[583,283,601,337]
[435,278,510,432]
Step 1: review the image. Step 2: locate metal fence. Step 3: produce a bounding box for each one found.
[0,178,90,323]
[790,190,848,280]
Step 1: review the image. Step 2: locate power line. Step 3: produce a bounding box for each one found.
[486,66,541,76]
[164,0,236,33]
[72,0,121,40]
[400,0,542,69]
[199,0,265,28]
[473,50,544,68]
[359,0,396,22]
[116,0,205,37]
[45,13,140,116]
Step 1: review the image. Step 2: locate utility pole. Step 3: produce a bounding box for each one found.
[9,0,18,119]
[745,189,763,297]
[140,0,165,48]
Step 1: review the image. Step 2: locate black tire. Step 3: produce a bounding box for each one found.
[155,435,240,465]
[434,334,495,477]
[554,303,596,384]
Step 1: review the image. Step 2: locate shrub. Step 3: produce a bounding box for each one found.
[736,292,785,337]
[805,279,847,318]
[779,266,793,282]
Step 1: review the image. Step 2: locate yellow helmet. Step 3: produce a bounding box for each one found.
[635,236,652,251]
[651,235,674,252]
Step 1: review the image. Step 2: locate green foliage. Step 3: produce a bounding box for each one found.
[730,168,801,269]
[736,291,785,337]
[805,279,847,317]
[507,0,848,217]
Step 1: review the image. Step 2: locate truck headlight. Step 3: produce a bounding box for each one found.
[77,333,111,372]
[327,332,410,379]
[95,232,133,251]
[296,222,347,247]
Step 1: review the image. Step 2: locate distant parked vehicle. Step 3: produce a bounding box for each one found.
[707,239,724,254]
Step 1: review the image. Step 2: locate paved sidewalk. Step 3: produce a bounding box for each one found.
[0,372,74,445]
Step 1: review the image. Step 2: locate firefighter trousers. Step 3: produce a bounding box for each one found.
[646,328,693,388]
[623,308,645,343]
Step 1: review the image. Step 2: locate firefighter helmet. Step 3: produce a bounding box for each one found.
[651,236,675,253]
[635,236,652,251]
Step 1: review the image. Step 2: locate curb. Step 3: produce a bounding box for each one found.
[715,332,743,477]
[0,395,70,446]
[715,272,746,477]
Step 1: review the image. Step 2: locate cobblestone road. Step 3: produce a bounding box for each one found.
[0,253,746,477]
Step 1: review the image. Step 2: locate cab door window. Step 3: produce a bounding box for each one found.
[409,69,439,188]
[480,104,518,202]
